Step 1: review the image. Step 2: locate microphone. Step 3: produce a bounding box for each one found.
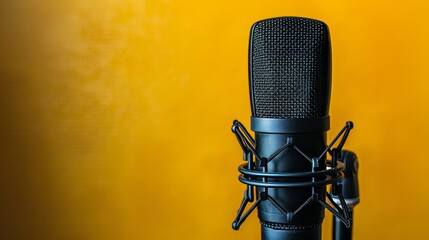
[231,17,354,240]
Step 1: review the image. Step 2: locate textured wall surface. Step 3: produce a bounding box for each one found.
[1,1,428,239]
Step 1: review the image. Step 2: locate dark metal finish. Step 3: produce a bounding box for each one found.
[238,160,344,178]
[337,151,359,201]
[262,224,321,240]
[231,120,353,232]
[230,16,356,240]
[255,131,327,232]
[333,210,354,240]
[332,151,360,240]
[251,116,330,133]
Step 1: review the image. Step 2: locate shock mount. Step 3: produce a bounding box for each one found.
[231,120,354,230]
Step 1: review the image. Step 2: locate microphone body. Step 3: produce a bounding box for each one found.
[256,131,326,239]
[231,17,353,240]
[250,17,331,240]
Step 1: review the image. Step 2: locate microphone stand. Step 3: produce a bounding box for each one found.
[332,150,360,240]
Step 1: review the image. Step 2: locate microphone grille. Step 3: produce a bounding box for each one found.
[250,17,331,119]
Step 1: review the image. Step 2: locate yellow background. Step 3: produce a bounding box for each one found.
[0,0,428,239]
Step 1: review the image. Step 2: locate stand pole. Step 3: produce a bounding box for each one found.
[333,209,353,240]
[332,150,359,240]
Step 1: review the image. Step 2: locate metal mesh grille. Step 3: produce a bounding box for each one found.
[250,17,331,119]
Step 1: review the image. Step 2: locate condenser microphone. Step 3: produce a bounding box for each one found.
[231,17,354,240]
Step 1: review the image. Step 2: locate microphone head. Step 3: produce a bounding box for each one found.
[249,17,331,119]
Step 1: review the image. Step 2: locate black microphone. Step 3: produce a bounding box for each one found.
[231,17,354,240]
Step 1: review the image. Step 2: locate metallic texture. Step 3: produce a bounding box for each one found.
[249,17,331,119]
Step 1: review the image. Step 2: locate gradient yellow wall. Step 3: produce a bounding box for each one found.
[0,1,428,239]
